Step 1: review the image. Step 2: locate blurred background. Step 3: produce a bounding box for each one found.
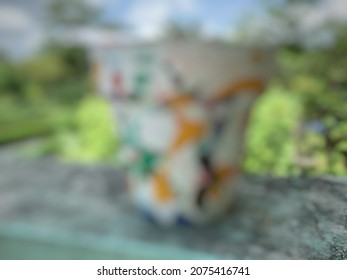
[1,0,347,177]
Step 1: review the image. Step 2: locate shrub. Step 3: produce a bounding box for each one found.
[56,95,119,163]
[243,86,303,176]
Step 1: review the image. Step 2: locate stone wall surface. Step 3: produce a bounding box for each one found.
[0,147,346,259]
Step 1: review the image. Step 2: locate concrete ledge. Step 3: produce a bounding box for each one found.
[0,156,346,259]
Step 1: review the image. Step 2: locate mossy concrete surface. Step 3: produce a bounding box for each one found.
[0,150,346,259]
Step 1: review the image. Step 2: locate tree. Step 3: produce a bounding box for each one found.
[239,1,347,175]
[162,20,203,40]
[231,0,328,48]
[46,0,101,28]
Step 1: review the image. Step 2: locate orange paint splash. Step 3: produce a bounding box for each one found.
[170,115,207,153]
[153,172,174,202]
[163,94,195,108]
[211,79,265,104]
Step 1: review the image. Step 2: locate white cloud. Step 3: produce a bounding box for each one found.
[204,21,228,38]
[0,5,43,58]
[0,5,33,29]
[227,0,347,46]
[0,0,112,58]
[172,0,197,13]
[297,0,347,31]
[296,0,347,48]
[125,0,198,39]
[323,0,347,19]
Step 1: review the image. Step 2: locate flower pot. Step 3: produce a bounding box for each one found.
[92,40,274,226]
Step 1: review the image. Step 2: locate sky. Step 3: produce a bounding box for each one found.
[0,0,266,58]
[102,0,264,38]
[0,0,347,59]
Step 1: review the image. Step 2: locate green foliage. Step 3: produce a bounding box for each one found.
[18,53,67,86]
[0,45,87,96]
[243,23,347,176]
[24,83,45,104]
[0,116,65,145]
[234,3,347,176]
[0,96,73,144]
[0,62,26,96]
[244,86,303,176]
[55,96,119,163]
[0,44,91,152]
[243,35,347,176]
[47,0,100,27]
[163,20,202,39]
[1,20,347,176]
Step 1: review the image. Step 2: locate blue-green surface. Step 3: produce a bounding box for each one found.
[0,222,217,260]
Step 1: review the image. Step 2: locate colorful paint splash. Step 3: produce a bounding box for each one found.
[92,41,273,226]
